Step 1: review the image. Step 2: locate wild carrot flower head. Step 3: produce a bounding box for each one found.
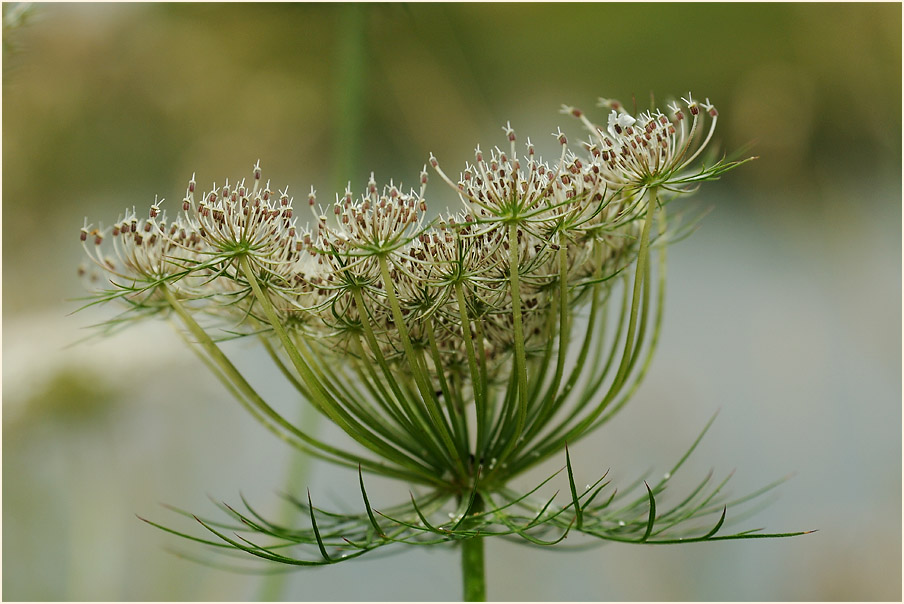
[78,95,804,570]
[563,93,726,193]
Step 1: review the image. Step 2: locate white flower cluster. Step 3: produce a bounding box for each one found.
[81,95,720,385]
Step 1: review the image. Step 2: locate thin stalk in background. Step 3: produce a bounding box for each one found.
[332,2,366,193]
[255,404,319,601]
[259,5,366,599]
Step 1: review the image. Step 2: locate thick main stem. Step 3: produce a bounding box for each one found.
[460,494,487,602]
[461,536,486,601]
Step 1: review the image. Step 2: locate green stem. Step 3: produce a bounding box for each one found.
[237,261,442,483]
[523,237,569,436]
[239,258,337,424]
[508,222,529,439]
[504,189,662,473]
[163,288,373,472]
[612,186,658,388]
[350,287,444,461]
[461,495,487,602]
[378,254,466,476]
[455,280,485,452]
[461,538,486,601]
[484,222,528,482]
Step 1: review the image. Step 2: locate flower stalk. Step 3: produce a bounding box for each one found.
[461,535,486,601]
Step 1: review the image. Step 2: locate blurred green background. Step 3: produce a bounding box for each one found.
[3,3,900,600]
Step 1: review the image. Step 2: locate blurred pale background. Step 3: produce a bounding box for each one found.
[3,3,900,601]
